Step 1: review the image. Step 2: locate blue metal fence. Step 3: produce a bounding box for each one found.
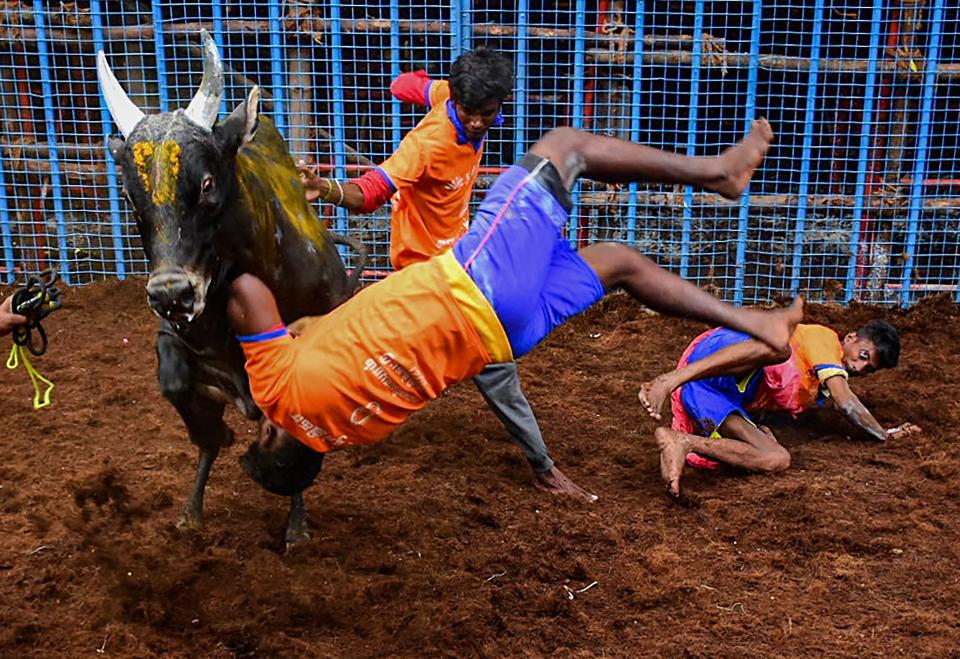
[0,1,957,305]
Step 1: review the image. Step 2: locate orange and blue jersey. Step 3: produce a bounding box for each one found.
[374,79,504,269]
[671,323,848,435]
[239,251,513,452]
[240,154,605,453]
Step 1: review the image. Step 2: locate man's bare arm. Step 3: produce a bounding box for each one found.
[639,337,790,420]
[297,162,366,211]
[824,375,913,442]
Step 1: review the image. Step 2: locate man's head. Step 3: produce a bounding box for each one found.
[240,419,325,496]
[841,319,900,376]
[449,47,514,143]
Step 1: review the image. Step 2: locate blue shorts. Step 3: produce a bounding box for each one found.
[679,328,762,435]
[453,154,605,358]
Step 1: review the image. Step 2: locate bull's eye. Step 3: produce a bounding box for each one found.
[200,175,216,198]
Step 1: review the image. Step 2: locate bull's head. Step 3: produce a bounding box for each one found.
[98,30,259,323]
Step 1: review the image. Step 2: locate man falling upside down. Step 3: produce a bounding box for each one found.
[228,120,804,499]
[640,317,921,498]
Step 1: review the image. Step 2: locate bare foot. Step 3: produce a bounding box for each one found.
[297,159,322,202]
[655,427,690,498]
[639,374,676,421]
[534,466,598,503]
[712,118,774,200]
[739,296,803,355]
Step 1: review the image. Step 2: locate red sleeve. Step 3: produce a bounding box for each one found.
[390,70,433,107]
[353,168,395,213]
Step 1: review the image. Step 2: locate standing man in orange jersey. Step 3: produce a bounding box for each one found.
[300,48,595,500]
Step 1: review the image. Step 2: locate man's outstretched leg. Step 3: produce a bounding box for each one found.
[656,415,790,497]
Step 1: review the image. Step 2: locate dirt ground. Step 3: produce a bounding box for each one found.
[1,277,958,657]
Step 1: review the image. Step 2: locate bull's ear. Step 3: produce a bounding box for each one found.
[108,135,125,159]
[215,86,260,158]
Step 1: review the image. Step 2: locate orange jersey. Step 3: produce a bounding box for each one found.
[751,323,848,415]
[240,251,512,452]
[378,80,483,269]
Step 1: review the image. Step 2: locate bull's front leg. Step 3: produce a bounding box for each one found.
[286,492,309,549]
[157,331,233,530]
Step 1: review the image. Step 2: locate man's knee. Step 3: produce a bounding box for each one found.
[759,445,791,472]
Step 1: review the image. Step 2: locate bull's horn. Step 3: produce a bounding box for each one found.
[183,29,224,131]
[96,50,146,139]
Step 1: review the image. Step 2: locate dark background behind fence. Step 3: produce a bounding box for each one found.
[0,0,957,305]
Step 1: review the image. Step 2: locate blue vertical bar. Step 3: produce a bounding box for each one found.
[461,0,472,53]
[0,158,15,282]
[450,0,462,60]
[90,0,127,279]
[844,1,884,303]
[625,1,646,247]
[389,0,401,150]
[788,0,825,295]
[211,0,227,116]
[733,0,763,305]
[268,0,287,136]
[32,0,71,283]
[568,0,587,243]
[515,0,529,160]
[679,0,704,280]
[151,1,170,112]
[901,0,945,307]
[329,0,348,237]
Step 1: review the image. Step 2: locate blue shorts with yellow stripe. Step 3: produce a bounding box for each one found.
[679,328,762,436]
[453,153,605,358]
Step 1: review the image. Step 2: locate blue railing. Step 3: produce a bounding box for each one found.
[0,1,957,306]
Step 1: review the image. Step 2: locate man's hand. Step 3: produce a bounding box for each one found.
[884,422,922,441]
[297,160,323,202]
[0,295,28,336]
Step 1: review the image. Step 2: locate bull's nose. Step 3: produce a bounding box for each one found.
[147,274,196,319]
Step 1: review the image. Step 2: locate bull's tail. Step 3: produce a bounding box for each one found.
[330,232,369,294]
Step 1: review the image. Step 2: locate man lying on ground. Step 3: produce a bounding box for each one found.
[227,120,804,499]
[639,318,921,497]
[299,48,591,500]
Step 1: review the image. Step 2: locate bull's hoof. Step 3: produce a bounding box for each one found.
[284,519,311,550]
[176,509,203,531]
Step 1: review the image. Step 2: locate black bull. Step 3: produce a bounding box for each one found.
[98,37,366,545]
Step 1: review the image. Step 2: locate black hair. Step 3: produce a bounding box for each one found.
[449,47,515,109]
[240,437,325,496]
[857,319,900,369]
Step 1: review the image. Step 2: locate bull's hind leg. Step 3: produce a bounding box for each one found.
[157,331,234,530]
[285,493,310,548]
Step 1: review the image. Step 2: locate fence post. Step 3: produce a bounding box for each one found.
[32,0,71,283]
[514,0,529,161]
[150,2,170,112]
[625,0,646,249]
[461,0,472,53]
[788,0,825,296]
[329,0,348,239]
[451,1,462,60]
[0,157,14,282]
[90,0,128,280]
[901,0,945,307]
[211,0,228,115]
[267,0,287,137]
[569,0,587,245]
[844,1,884,304]
[734,0,763,305]
[389,0,401,151]
[679,0,704,281]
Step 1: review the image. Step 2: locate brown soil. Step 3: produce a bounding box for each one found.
[1,278,958,657]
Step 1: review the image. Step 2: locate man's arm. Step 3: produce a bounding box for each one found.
[639,337,790,420]
[824,375,919,441]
